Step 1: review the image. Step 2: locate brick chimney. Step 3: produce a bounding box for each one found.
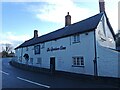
[65,12,71,26]
[99,0,105,13]
[34,30,38,38]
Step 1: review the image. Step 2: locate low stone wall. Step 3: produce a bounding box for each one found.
[9,60,120,87]
[9,60,50,74]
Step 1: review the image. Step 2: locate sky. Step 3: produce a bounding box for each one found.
[0,0,119,52]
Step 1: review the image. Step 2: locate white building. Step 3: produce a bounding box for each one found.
[15,0,120,78]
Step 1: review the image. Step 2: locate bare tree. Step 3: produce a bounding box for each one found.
[5,44,13,53]
[1,43,13,57]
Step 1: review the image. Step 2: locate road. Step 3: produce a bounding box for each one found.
[0,58,119,89]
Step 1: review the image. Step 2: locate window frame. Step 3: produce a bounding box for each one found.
[72,56,84,67]
[41,43,45,49]
[26,47,28,51]
[73,34,80,43]
[30,58,33,64]
[36,58,42,65]
[34,45,40,55]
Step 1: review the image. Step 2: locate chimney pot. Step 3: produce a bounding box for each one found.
[34,30,38,38]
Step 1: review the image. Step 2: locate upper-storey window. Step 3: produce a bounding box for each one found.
[26,47,28,51]
[34,45,40,54]
[73,34,80,43]
[41,43,45,49]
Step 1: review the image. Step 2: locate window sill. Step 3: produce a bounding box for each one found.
[72,65,84,67]
[72,41,80,44]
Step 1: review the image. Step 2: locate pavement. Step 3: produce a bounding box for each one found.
[0,58,120,89]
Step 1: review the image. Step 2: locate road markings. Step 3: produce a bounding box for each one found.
[0,70,9,75]
[17,77,50,88]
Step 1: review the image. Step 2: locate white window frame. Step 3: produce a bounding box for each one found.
[73,34,80,43]
[72,56,84,67]
[34,45,40,54]
[41,43,45,49]
[36,58,42,65]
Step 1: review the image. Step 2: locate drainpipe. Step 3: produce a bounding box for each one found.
[93,30,98,76]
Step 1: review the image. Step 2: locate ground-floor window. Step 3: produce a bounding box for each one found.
[30,58,33,64]
[19,56,22,62]
[72,56,84,67]
[36,58,42,65]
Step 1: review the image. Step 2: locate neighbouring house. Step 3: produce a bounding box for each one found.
[14,0,120,78]
[116,30,120,51]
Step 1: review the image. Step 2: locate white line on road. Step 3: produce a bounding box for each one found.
[0,70,9,75]
[17,77,50,88]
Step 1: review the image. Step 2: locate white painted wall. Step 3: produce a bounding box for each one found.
[96,15,116,49]
[96,44,119,78]
[95,14,119,78]
[119,53,120,78]
[15,31,96,76]
[15,14,119,78]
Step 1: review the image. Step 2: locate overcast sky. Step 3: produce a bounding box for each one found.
[0,0,119,51]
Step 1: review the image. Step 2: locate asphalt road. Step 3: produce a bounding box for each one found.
[0,58,119,89]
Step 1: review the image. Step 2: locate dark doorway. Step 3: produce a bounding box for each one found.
[50,57,55,73]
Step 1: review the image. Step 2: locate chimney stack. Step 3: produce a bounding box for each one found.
[34,30,38,38]
[65,12,71,26]
[99,0,105,13]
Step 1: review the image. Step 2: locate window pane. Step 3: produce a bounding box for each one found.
[73,35,76,42]
[77,57,80,65]
[37,58,41,64]
[81,57,84,65]
[73,57,76,65]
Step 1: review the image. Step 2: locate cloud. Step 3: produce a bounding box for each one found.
[25,0,119,34]
[0,32,31,49]
[105,1,119,34]
[27,0,96,24]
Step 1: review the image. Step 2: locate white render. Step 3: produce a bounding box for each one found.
[15,13,120,78]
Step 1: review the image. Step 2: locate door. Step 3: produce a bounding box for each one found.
[50,57,55,73]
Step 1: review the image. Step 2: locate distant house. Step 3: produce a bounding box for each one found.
[14,0,120,78]
[9,51,15,57]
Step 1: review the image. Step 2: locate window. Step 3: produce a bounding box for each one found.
[36,58,42,65]
[72,56,84,67]
[30,58,33,64]
[19,56,22,62]
[73,34,80,43]
[34,45,40,54]
[41,43,45,49]
[26,47,28,51]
